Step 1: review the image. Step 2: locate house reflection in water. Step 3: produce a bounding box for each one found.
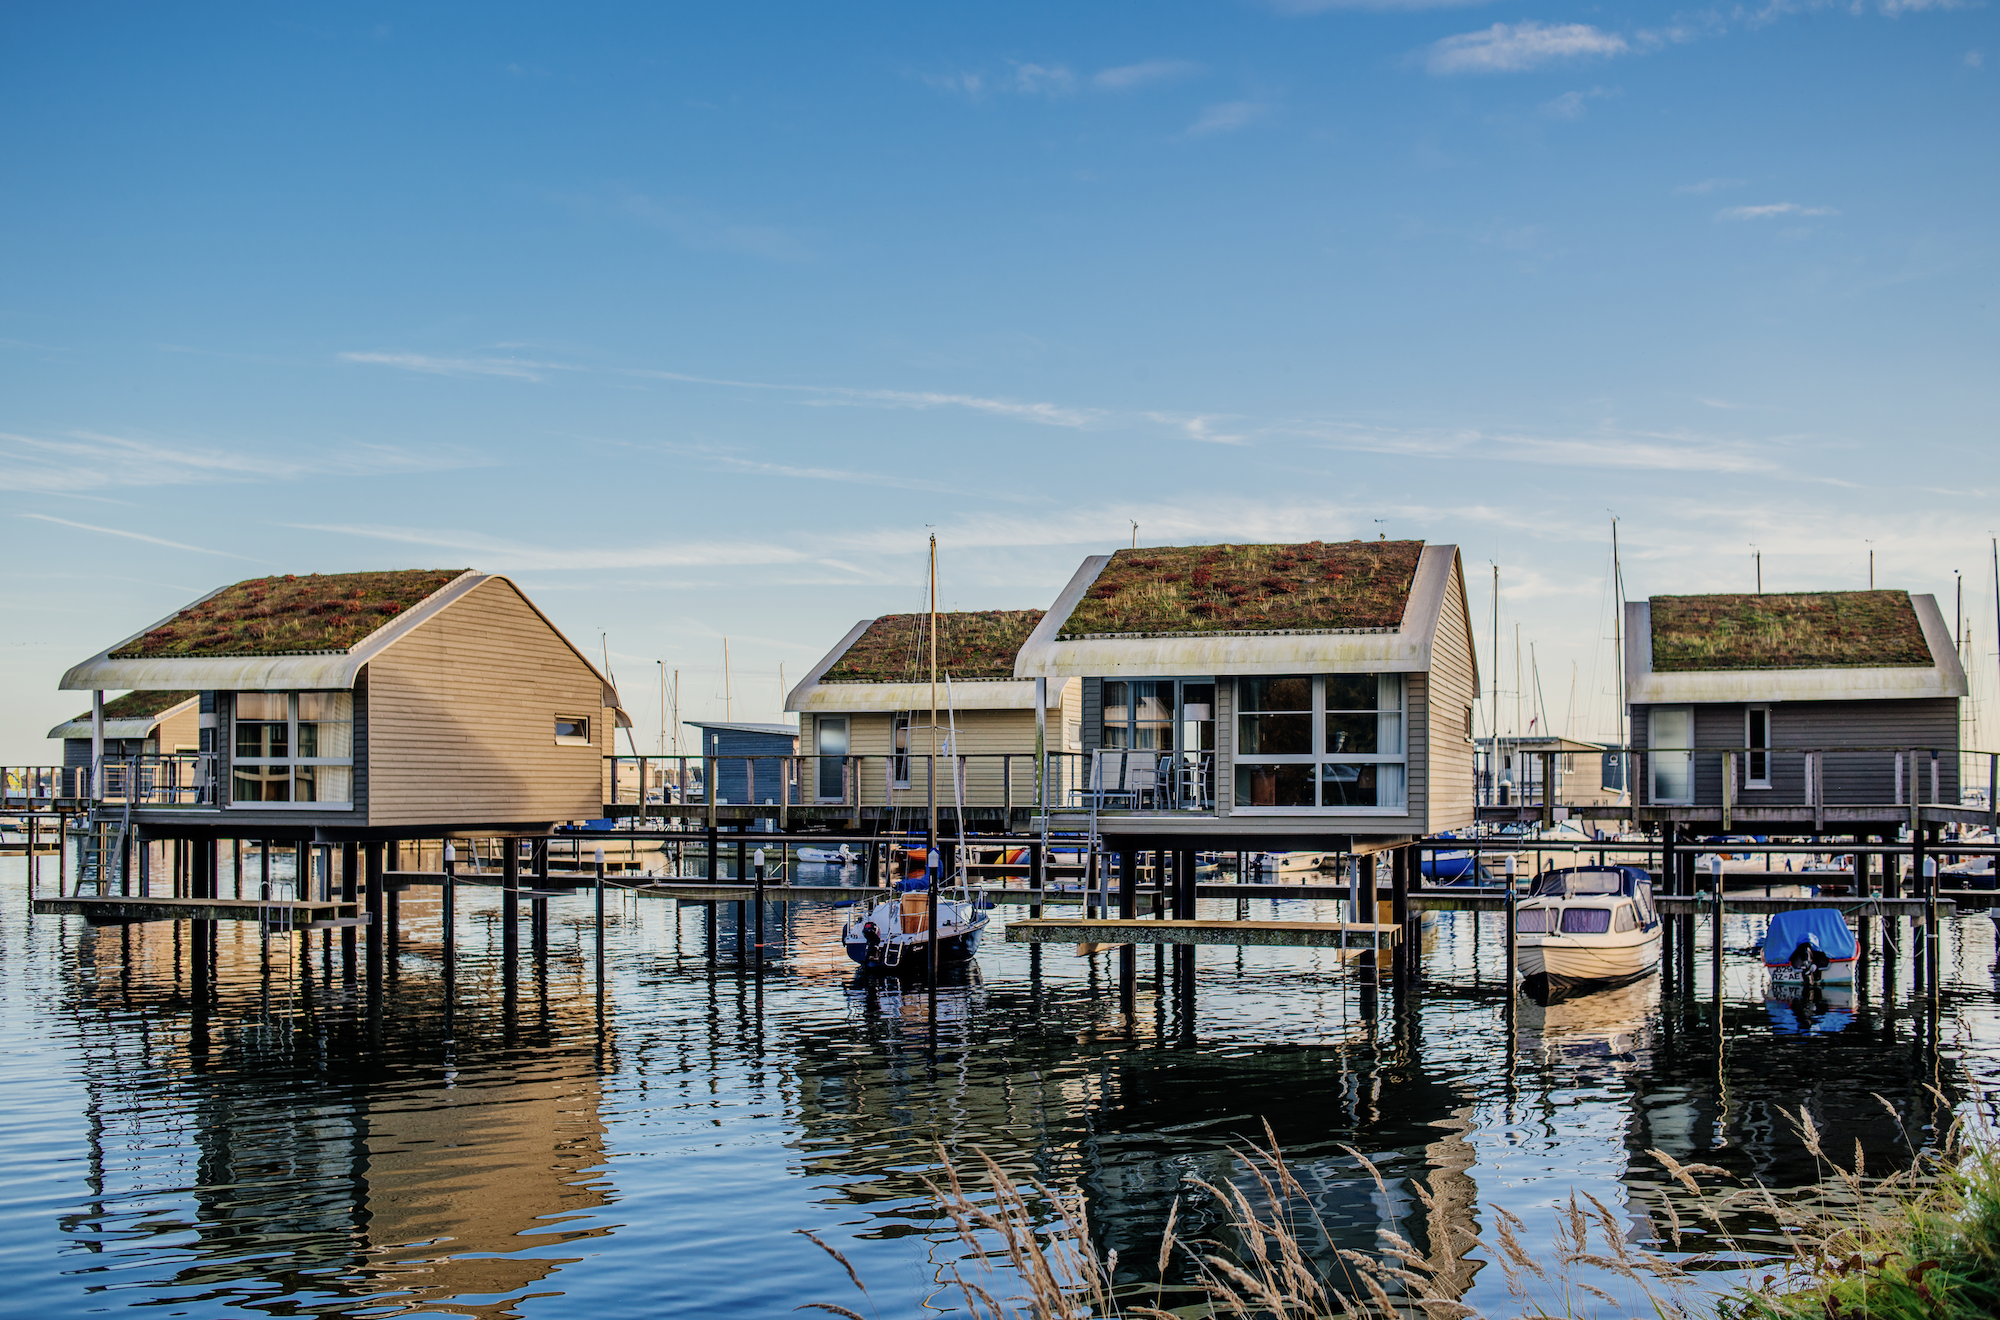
[63,915,613,1320]
[787,974,1484,1306]
[353,1062,610,1315]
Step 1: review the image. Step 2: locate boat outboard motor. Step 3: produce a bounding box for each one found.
[861,921,882,963]
[1787,940,1831,982]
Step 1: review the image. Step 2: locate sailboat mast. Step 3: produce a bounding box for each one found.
[1612,518,1627,799]
[1490,563,1500,807]
[723,637,732,722]
[929,534,938,759]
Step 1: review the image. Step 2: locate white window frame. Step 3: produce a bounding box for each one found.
[1232,673,1409,815]
[1744,706,1772,789]
[228,691,356,811]
[554,714,592,747]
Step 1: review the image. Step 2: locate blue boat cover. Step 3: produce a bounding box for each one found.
[1762,909,1857,964]
[896,876,931,892]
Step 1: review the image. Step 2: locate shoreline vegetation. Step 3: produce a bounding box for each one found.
[800,1103,1997,1320]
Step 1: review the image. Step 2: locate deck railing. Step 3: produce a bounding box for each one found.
[601,752,1164,816]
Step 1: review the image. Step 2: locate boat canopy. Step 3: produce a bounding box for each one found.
[1762,910,1857,965]
[1528,865,1649,899]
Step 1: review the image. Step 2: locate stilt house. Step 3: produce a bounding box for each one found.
[1014,539,1479,851]
[786,611,1081,814]
[58,568,629,837]
[48,690,199,767]
[1624,589,1967,820]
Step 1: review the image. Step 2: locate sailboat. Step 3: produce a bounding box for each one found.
[839,533,991,972]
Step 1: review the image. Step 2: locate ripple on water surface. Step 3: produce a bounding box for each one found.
[1,860,1995,1318]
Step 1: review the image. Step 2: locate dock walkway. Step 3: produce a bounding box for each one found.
[1007,918,1402,949]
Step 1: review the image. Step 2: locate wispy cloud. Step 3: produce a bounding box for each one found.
[1012,62,1076,95]
[607,190,812,261]
[0,428,470,494]
[18,513,254,558]
[1270,0,1494,10]
[618,366,1109,428]
[1675,176,1746,194]
[1093,59,1202,90]
[338,351,1109,430]
[1715,202,1840,220]
[1185,101,1271,136]
[1427,22,1632,74]
[1280,421,1779,474]
[337,351,568,380]
[657,443,996,497]
[1145,413,1252,446]
[294,523,821,572]
[1540,86,1617,119]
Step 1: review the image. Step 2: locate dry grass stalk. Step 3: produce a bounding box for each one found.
[803,1106,1995,1320]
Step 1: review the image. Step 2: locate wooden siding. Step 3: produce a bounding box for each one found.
[363,577,608,827]
[156,703,201,753]
[1406,672,1430,827]
[1424,562,1479,831]
[1631,698,1960,806]
[1081,677,1103,754]
[812,706,1054,807]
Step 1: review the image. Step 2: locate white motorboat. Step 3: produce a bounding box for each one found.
[1762,909,1858,985]
[841,880,990,972]
[798,844,861,866]
[1261,851,1334,876]
[1515,865,1663,998]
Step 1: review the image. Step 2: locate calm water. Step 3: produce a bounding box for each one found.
[3,855,1997,1319]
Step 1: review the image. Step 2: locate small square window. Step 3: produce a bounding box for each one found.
[555,716,591,745]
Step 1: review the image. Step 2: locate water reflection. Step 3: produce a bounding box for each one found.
[4,861,1997,1319]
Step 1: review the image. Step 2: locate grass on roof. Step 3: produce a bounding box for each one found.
[1650,590,1932,671]
[1054,540,1424,638]
[109,570,467,659]
[70,691,198,722]
[821,610,1045,682]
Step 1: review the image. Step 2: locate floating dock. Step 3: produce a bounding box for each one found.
[1007,918,1402,949]
[32,895,360,926]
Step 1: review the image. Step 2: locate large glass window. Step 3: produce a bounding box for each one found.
[232,692,353,805]
[1233,674,1407,810]
[1102,681,1175,750]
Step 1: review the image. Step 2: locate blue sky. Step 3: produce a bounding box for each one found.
[4,1,1996,760]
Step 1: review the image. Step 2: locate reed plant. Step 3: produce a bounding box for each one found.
[798,1104,1997,1320]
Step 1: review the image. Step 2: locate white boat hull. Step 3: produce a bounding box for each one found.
[1768,957,1857,985]
[1519,928,1662,987]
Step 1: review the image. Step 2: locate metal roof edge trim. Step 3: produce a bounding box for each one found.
[1014,555,1112,678]
[797,679,1045,713]
[59,570,485,691]
[1624,593,1966,701]
[785,617,876,712]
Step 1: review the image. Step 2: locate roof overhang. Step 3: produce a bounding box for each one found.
[1013,544,1458,679]
[59,573,631,717]
[797,679,1043,713]
[47,693,201,740]
[1624,595,1969,703]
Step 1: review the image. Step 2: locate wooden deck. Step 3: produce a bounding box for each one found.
[32,895,360,925]
[632,883,1089,906]
[1006,918,1402,949]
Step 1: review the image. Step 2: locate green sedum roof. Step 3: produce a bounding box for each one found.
[1649,590,1933,672]
[821,610,1045,682]
[1055,540,1423,639]
[109,570,467,659]
[69,690,198,722]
